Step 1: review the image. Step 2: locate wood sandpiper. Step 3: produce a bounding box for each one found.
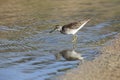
[49,19,90,42]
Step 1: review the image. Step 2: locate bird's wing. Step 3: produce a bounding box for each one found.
[62,22,80,29]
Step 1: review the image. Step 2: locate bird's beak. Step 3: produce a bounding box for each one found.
[49,28,56,33]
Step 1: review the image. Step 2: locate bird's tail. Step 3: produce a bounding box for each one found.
[77,19,91,31]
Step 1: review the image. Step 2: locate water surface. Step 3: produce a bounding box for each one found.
[0,0,120,80]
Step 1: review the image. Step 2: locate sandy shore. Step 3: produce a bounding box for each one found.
[56,34,120,80]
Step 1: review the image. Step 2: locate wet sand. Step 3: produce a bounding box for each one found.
[56,34,120,80]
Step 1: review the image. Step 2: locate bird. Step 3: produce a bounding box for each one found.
[55,49,84,61]
[49,19,90,42]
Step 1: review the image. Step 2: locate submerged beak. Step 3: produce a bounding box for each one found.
[49,28,56,33]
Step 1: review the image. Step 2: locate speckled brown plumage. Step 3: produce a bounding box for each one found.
[62,22,78,29]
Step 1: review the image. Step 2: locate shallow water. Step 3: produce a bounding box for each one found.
[0,0,120,80]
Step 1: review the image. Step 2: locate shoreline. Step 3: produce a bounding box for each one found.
[56,33,120,80]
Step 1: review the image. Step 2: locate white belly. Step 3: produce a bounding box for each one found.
[66,21,89,35]
[66,29,79,35]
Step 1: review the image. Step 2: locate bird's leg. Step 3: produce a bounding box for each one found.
[73,43,77,49]
[72,35,78,43]
[72,35,75,42]
[72,35,78,49]
[75,35,78,42]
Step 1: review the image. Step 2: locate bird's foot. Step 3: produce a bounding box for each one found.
[72,39,76,43]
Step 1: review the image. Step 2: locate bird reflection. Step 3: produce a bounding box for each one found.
[55,49,84,61]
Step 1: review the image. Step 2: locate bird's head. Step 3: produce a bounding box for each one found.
[49,25,62,33]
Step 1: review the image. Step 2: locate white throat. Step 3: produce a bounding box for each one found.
[58,26,63,31]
